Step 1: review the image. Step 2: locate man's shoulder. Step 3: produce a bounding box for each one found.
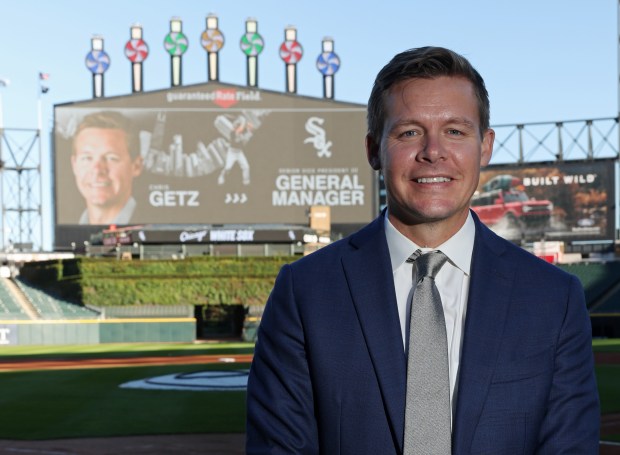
[289,217,384,271]
[477,221,576,282]
[289,235,354,272]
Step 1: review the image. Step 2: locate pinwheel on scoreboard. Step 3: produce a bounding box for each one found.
[85,50,111,75]
[239,19,264,87]
[279,27,303,94]
[316,38,340,99]
[164,18,188,87]
[201,15,225,81]
[85,36,110,98]
[164,32,189,56]
[125,25,149,93]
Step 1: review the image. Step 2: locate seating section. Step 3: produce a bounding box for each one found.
[589,286,620,313]
[0,278,30,320]
[15,277,100,320]
[559,262,620,313]
[5,261,620,321]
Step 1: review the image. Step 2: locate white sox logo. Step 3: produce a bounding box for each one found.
[304,117,332,158]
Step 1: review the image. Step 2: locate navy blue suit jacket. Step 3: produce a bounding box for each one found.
[246,212,600,454]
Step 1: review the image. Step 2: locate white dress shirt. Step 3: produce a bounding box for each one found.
[384,212,475,416]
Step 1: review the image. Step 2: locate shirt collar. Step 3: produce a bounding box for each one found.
[384,210,475,276]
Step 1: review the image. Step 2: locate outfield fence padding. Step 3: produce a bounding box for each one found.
[0,318,196,346]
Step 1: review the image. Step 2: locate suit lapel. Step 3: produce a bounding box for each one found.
[452,217,515,453]
[341,216,407,452]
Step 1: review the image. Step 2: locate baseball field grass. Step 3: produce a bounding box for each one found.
[594,339,620,443]
[0,340,617,441]
[0,342,253,440]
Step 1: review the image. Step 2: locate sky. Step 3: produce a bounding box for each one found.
[0,0,617,249]
[0,0,616,129]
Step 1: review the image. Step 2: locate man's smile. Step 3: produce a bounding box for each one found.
[415,176,452,183]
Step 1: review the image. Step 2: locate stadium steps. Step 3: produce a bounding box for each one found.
[0,278,37,320]
[14,277,100,320]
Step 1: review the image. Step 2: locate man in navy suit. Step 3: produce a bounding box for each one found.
[246,46,599,454]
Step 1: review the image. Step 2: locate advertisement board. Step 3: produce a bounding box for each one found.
[472,160,615,245]
[99,226,314,246]
[54,83,374,247]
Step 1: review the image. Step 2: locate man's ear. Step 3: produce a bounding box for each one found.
[480,128,495,167]
[132,156,144,177]
[366,135,381,171]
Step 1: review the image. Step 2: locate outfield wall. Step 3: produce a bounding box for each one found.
[0,318,196,346]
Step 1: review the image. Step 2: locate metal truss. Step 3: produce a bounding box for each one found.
[0,127,41,251]
[491,117,619,164]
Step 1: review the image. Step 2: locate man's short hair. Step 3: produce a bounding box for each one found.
[73,111,139,159]
[367,46,490,140]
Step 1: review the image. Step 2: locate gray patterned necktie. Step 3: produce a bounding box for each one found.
[403,250,451,455]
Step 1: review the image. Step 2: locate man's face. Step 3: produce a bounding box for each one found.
[367,76,494,232]
[71,127,142,210]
